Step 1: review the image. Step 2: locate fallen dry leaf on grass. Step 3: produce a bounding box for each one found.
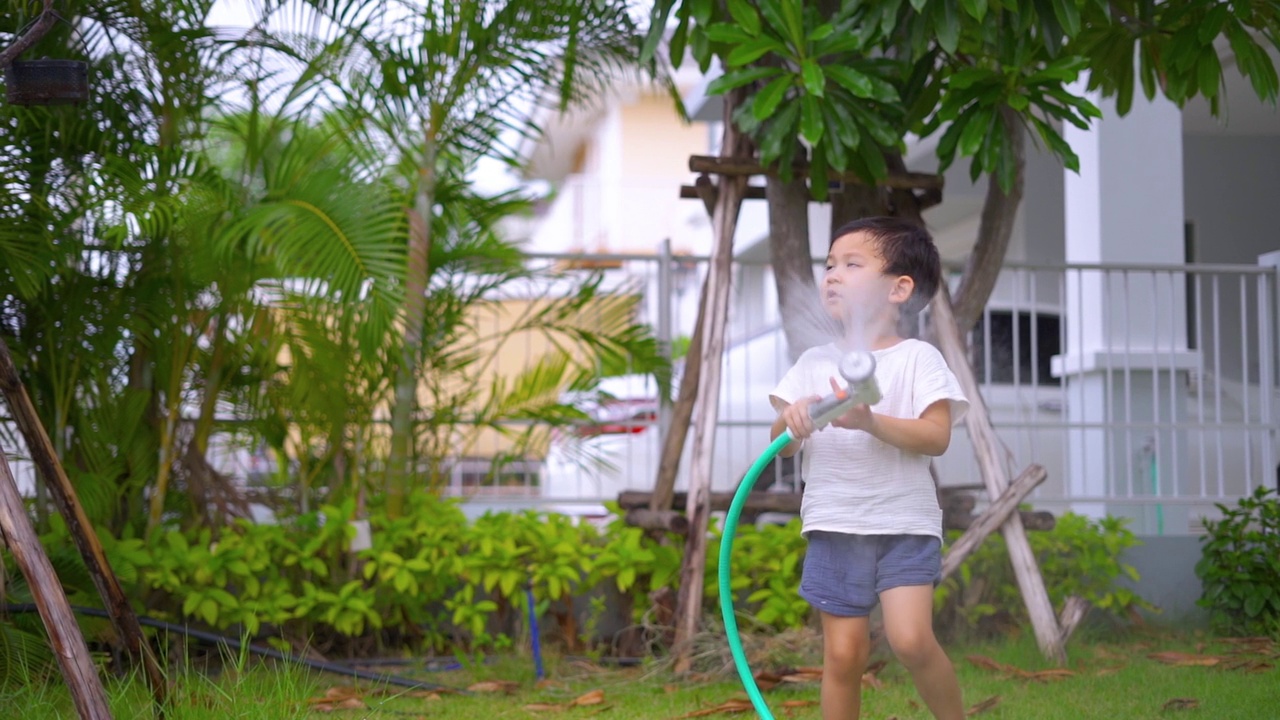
[965,655,1074,682]
[781,667,823,684]
[671,698,754,718]
[570,690,606,707]
[1148,651,1225,667]
[308,686,364,704]
[536,680,565,691]
[965,695,1001,716]
[1225,659,1274,673]
[1162,698,1200,711]
[312,697,367,712]
[861,671,884,690]
[523,703,566,713]
[1095,664,1127,677]
[965,655,1017,674]
[468,680,521,694]
[752,671,782,691]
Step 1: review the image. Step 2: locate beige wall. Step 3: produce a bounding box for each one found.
[619,92,706,178]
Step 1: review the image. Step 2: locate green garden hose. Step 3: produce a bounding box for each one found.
[719,431,795,720]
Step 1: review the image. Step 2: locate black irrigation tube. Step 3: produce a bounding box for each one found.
[0,604,469,695]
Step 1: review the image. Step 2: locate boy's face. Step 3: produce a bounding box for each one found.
[822,231,914,324]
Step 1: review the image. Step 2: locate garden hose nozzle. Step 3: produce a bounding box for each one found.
[806,350,881,429]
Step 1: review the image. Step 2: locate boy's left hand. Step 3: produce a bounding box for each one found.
[827,376,876,432]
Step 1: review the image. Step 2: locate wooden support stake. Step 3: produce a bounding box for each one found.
[650,259,709,512]
[0,447,113,719]
[671,93,752,676]
[623,509,690,535]
[688,155,944,190]
[0,338,168,709]
[929,287,1067,665]
[940,464,1047,580]
[1058,596,1091,643]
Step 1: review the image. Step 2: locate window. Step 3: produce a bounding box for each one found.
[970,310,1062,386]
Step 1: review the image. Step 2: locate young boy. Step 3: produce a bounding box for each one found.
[769,217,969,720]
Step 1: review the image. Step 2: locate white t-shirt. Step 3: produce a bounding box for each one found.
[769,339,969,540]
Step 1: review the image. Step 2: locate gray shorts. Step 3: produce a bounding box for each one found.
[799,531,942,617]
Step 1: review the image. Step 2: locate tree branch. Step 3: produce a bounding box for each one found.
[0,0,57,69]
[950,108,1026,335]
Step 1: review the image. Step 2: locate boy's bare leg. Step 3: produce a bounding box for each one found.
[879,585,964,720]
[818,612,871,720]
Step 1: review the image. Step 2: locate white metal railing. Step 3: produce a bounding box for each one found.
[451,252,1278,535]
[2,252,1275,535]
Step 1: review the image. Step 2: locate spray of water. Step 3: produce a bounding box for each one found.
[780,281,878,357]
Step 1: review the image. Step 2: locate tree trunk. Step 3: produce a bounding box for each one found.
[766,174,832,362]
[948,108,1025,336]
[671,91,751,675]
[0,337,168,710]
[929,286,1066,665]
[388,142,437,517]
[0,447,114,720]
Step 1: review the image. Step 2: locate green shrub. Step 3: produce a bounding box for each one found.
[935,512,1153,639]
[1196,487,1280,637]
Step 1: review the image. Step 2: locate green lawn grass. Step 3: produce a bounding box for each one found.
[2,629,1275,719]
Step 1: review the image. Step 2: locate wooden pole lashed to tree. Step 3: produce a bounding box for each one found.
[0,338,168,711]
[929,286,1068,664]
[670,90,753,674]
[0,447,113,719]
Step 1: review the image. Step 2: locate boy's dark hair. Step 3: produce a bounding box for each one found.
[830,216,941,314]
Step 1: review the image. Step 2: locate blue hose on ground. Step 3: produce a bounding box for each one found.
[527,581,545,680]
[719,431,794,720]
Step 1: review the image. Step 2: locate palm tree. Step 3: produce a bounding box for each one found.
[266,0,653,514]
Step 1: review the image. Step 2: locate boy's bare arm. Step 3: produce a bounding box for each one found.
[835,399,953,456]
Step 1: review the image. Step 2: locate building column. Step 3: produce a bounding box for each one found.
[1054,79,1199,533]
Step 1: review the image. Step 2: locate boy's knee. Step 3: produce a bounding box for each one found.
[887,629,936,668]
[824,638,870,675]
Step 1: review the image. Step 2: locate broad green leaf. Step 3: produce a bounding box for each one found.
[704,23,756,45]
[950,67,996,90]
[855,134,888,179]
[753,75,794,120]
[706,66,782,96]
[959,107,992,157]
[961,0,988,21]
[1198,4,1230,45]
[727,0,762,37]
[808,23,835,43]
[801,95,824,145]
[802,60,826,97]
[849,103,900,146]
[935,1,961,55]
[827,65,874,98]
[726,37,784,67]
[759,102,801,165]
[691,0,714,25]
[1198,46,1223,98]
[1051,0,1081,37]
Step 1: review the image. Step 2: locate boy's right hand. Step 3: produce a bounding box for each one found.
[780,395,821,440]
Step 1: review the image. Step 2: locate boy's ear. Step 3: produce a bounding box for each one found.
[889,275,915,305]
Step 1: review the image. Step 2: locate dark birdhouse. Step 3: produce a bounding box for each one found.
[5,59,89,106]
